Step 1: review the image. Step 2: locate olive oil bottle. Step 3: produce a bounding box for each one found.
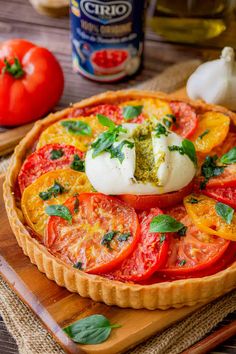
[148,0,232,43]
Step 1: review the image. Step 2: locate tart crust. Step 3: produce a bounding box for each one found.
[4,90,236,310]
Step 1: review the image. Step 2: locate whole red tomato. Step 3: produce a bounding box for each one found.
[0,39,64,126]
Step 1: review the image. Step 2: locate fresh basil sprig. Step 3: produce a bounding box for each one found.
[215,202,234,224]
[91,115,130,161]
[50,149,64,160]
[45,204,72,222]
[220,147,236,165]
[61,120,92,136]
[168,139,197,166]
[200,155,224,189]
[150,214,185,233]
[70,154,85,172]
[122,105,143,120]
[39,181,66,201]
[63,314,121,344]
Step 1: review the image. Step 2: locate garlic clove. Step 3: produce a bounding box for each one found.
[187,47,236,111]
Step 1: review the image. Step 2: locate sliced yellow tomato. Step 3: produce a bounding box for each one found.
[184,194,236,241]
[191,112,230,154]
[119,98,172,120]
[21,169,92,238]
[37,117,106,152]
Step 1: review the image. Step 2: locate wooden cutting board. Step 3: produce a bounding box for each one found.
[0,173,210,354]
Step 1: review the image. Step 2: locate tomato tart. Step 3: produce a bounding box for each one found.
[4,90,236,310]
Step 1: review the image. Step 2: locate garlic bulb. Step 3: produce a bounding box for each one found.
[187,47,236,110]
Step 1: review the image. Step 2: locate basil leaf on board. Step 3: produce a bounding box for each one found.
[63,314,121,345]
[122,105,143,120]
[70,154,85,172]
[198,129,210,140]
[182,139,197,166]
[97,114,116,130]
[39,181,66,201]
[215,202,234,224]
[61,120,92,136]
[45,205,72,222]
[155,123,169,138]
[200,155,224,189]
[150,214,185,233]
[220,147,236,165]
[50,149,64,160]
[109,140,134,163]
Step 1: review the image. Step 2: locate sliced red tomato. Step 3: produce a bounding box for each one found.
[158,205,230,276]
[18,143,84,193]
[104,208,169,282]
[169,101,198,138]
[119,181,194,210]
[140,241,236,284]
[70,104,122,124]
[70,103,145,124]
[206,164,236,188]
[45,193,140,274]
[203,186,236,209]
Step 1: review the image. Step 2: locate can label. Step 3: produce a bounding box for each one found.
[70,0,145,82]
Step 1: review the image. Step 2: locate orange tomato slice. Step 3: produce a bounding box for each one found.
[191,112,230,154]
[37,117,106,152]
[119,98,172,120]
[21,169,92,238]
[184,194,236,241]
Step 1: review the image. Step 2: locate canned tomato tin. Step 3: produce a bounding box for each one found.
[70,0,146,82]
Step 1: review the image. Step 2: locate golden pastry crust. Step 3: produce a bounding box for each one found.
[4,90,236,310]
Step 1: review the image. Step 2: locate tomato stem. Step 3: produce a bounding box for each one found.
[2,57,25,79]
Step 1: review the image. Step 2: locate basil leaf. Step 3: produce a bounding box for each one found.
[39,181,66,201]
[73,261,83,270]
[50,149,64,160]
[155,123,169,138]
[215,202,234,224]
[101,231,118,250]
[200,155,225,189]
[70,154,85,172]
[109,140,134,163]
[182,139,197,166]
[61,120,92,136]
[187,197,199,204]
[177,226,187,237]
[163,118,172,128]
[198,129,210,140]
[122,105,143,120]
[63,315,121,344]
[179,259,186,267]
[220,147,236,165]
[97,114,116,130]
[45,204,72,222]
[166,113,176,123]
[150,214,185,233]
[117,232,131,242]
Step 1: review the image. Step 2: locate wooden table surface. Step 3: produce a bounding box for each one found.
[0,1,236,353]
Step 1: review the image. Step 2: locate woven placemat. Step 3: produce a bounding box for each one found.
[1,59,236,354]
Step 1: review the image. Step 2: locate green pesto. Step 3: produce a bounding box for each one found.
[133,119,165,185]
